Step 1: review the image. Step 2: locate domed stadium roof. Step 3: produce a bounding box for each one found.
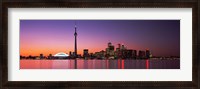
[54,52,69,57]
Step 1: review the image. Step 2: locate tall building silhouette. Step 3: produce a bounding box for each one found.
[74,22,78,58]
[83,49,89,59]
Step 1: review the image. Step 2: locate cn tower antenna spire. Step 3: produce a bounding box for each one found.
[75,21,77,31]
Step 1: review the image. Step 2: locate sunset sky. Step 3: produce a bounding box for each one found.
[20,20,180,57]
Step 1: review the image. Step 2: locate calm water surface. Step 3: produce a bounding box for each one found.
[20,59,180,69]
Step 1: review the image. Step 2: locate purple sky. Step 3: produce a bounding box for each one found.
[20,20,180,57]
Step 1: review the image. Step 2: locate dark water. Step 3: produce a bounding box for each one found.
[20,59,180,69]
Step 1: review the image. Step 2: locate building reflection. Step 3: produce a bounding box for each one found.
[20,59,180,69]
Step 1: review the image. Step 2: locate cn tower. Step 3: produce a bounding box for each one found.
[74,22,78,58]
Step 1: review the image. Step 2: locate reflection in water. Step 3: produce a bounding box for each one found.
[20,59,180,69]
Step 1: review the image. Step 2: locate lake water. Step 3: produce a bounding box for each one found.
[20,59,180,69]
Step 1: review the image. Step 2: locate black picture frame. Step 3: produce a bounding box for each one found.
[1,0,199,89]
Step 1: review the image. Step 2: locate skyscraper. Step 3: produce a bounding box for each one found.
[138,50,145,59]
[106,42,115,59]
[40,54,43,59]
[146,49,150,59]
[133,50,137,59]
[83,49,89,58]
[74,22,78,58]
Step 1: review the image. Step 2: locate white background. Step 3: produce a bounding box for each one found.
[8,8,192,81]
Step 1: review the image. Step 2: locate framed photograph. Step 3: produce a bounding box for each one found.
[1,0,199,89]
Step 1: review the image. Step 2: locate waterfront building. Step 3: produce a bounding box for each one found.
[115,44,122,59]
[138,50,145,59]
[118,44,121,49]
[48,54,53,59]
[106,42,115,59]
[127,49,133,59]
[69,51,72,57]
[94,52,101,59]
[121,44,126,50]
[133,50,137,59]
[146,49,150,59]
[90,53,95,59]
[100,50,106,59]
[53,52,69,59]
[83,49,89,59]
[40,54,43,59]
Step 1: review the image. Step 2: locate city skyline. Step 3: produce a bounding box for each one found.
[20,20,180,57]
